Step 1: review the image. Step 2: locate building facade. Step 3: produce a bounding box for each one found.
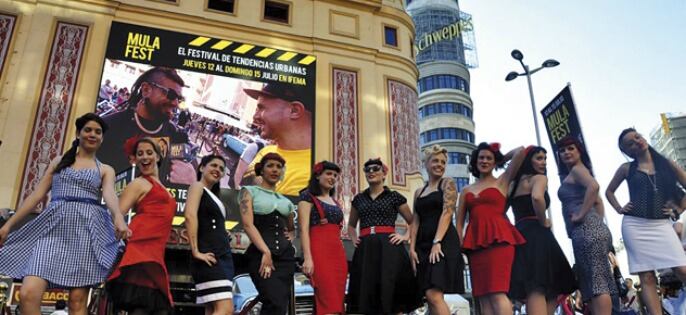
[406,0,476,191]
[651,113,686,170]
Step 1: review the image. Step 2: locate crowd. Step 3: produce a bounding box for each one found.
[0,112,685,315]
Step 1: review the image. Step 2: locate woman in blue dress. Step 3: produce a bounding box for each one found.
[0,113,129,315]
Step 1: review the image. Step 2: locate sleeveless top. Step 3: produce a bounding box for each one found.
[558,182,600,238]
[511,192,551,223]
[414,179,447,245]
[626,167,670,219]
[197,188,230,255]
[462,187,525,250]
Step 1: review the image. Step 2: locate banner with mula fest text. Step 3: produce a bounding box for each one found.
[96,21,316,221]
[540,85,589,174]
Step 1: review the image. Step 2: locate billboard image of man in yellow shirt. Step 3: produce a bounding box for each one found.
[240,83,312,196]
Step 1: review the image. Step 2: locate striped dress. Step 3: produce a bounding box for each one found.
[0,162,120,288]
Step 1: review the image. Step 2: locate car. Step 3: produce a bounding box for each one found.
[232,272,314,315]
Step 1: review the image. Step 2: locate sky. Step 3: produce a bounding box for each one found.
[457,0,686,275]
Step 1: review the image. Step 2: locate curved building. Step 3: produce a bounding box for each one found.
[407,0,476,190]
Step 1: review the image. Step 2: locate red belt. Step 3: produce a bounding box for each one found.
[360,226,395,237]
[515,215,538,224]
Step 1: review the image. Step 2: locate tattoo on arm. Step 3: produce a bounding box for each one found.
[240,191,252,214]
[443,180,458,214]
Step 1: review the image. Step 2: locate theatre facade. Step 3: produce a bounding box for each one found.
[0,0,422,218]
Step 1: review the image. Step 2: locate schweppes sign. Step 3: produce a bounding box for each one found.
[107,22,316,88]
[414,20,468,55]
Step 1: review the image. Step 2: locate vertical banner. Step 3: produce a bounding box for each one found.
[95,22,316,224]
[540,85,589,173]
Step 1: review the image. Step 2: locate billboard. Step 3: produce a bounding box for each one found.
[95,22,316,220]
[540,85,589,173]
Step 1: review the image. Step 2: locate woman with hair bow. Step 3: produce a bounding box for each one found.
[456,142,527,315]
[298,161,347,315]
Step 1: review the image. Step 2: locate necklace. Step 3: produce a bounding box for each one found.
[134,112,163,134]
[646,173,659,193]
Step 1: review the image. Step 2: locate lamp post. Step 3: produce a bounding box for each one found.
[505,49,560,146]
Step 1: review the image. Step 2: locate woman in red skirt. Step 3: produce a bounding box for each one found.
[456,142,527,315]
[298,161,347,315]
[107,137,176,314]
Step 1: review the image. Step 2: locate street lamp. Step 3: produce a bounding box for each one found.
[505,49,560,146]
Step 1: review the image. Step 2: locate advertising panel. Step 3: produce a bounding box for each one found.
[540,85,589,173]
[95,22,316,223]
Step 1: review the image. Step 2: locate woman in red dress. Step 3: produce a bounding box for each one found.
[298,161,347,315]
[456,142,527,315]
[107,137,176,314]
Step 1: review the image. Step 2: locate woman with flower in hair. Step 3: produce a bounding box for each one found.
[107,137,176,314]
[557,136,615,315]
[605,128,686,315]
[0,113,129,315]
[411,145,466,315]
[347,158,421,314]
[455,142,526,315]
[239,152,296,315]
[298,160,347,315]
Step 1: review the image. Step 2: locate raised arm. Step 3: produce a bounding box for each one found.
[500,146,526,184]
[429,178,458,264]
[530,175,550,227]
[239,188,274,278]
[101,164,130,240]
[605,163,630,214]
[184,183,216,266]
[297,200,314,276]
[570,165,600,223]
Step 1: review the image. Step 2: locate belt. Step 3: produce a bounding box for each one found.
[51,196,101,205]
[359,225,395,237]
[515,215,538,224]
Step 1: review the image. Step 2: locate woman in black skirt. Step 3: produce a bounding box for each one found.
[238,152,296,315]
[508,146,576,315]
[347,158,422,314]
[184,154,234,314]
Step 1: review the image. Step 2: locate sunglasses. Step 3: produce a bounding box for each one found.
[147,81,185,102]
[364,165,382,173]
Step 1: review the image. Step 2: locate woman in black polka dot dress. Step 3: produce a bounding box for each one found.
[346,158,422,314]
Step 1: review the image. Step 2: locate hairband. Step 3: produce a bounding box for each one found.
[313,162,324,175]
[489,142,501,153]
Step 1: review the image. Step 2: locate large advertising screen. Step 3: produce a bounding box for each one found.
[95,22,316,223]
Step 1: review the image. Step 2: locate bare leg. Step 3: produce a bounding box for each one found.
[489,293,513,315]
[545,297,558,315]
[639,271,662,315]
[480,297,494,315]
[211,298,234,315]
[425,288,450,315]
[526,291,548,315]
[68,287,90,315]
[589,293,612,315]
[18,276,48,315]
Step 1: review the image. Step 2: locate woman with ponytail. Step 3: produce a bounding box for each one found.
[298,160,347,315]
[183,154,234,314]
[605,128,686,314]
[0,113,129,315]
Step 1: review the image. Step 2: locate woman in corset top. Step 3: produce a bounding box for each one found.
[184,154,234,315]
[238,152,296,315]
[556,136,615,315]
[605,128,686,315]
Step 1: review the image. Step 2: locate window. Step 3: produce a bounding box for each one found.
[454,177,470,192]
[418,102,472,119]
[420,128,474,145]
[384,25,398,47]
[448,152,469,165]
[264,0,290,24]
[418,75,469,93]
[207,0,235,13]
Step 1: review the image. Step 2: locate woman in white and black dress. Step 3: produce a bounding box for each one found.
[606,128,686,315]
[347,158,422,314]
[184,154,234,315]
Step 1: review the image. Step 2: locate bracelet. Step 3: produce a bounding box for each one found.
[432,238,441,245]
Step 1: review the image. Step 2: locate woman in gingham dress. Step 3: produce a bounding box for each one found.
[0,113,130,315]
